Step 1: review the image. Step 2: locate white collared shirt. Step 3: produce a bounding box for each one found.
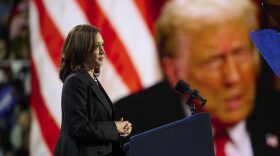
[225,121,253,156]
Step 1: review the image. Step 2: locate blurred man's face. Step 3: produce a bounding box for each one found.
[176,23,257,124]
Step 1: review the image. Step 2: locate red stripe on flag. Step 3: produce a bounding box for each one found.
[31,61,60,153]
[76,0,143,93]
[33,0,63,68]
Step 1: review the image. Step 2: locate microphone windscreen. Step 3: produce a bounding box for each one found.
[174,80,190,93]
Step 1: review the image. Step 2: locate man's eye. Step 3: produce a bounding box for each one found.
[202,55,223,70]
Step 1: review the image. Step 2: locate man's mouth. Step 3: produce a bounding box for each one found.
[225,94,242,110]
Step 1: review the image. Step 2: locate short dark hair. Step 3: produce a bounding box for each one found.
[59,24,100,82]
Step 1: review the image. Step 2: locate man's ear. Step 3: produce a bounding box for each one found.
[161,57,180,87]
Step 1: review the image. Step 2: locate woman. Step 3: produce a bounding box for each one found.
[54,24,132,156]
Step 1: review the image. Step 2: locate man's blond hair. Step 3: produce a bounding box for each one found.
[156,0,259,58]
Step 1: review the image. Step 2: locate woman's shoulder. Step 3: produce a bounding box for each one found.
[63,71,88,86]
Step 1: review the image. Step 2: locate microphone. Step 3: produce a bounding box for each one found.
[174,80,192,95]
[175,80,207,103]
[191,89,207,103]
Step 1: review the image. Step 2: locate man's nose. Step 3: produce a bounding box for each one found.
[223,55,241,86]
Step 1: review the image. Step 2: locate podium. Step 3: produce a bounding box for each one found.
[124,112,215,156]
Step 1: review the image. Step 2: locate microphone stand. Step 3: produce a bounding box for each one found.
[186,95,196,115]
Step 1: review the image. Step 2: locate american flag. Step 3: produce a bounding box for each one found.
[29,0,166,155]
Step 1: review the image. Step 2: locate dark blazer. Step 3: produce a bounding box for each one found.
[54,70,123,156]
[114,80,280,156]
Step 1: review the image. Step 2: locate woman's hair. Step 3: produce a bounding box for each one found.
[155,0,259,58]
[59,24,100,82]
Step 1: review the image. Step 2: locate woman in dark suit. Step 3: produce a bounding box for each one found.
[54,24,132,156]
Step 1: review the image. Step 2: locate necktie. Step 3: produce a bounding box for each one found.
[214,129,229,156]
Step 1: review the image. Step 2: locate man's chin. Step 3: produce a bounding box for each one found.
[219,112,249,125]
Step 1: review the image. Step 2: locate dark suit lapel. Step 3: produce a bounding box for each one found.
[247,120,266,156]
[246,86,280,156]
[91,81,113,115]
[247,113,280,156]
[96,80,114,113]
[80,70,113,118]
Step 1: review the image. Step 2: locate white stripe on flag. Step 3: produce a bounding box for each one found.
[99,59,130,102]
[97,0,163,88]
[30,1,62,126]
[30,109,52,156]
[42,0,89,37]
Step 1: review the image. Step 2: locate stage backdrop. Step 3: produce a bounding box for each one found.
[29,0,166,155]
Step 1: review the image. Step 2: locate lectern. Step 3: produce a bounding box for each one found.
[123,112,215,156]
